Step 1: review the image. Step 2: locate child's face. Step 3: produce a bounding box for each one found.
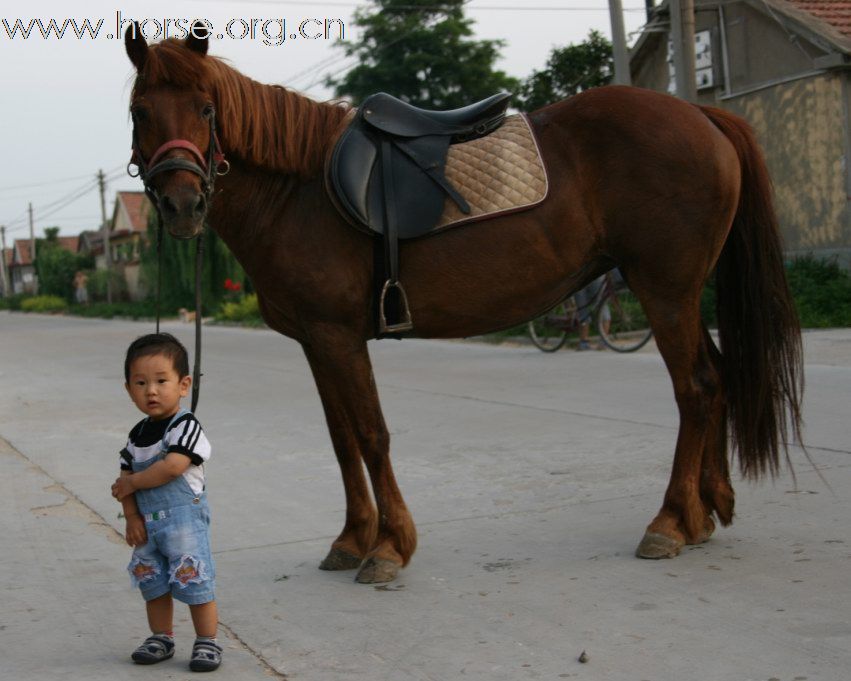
[125,353,191,420]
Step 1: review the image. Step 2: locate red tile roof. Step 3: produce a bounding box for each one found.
[10,235,81,266]
[13,239,33,266]
[788,0,851,36]
[117,191,152,233]
[57,235,79,253]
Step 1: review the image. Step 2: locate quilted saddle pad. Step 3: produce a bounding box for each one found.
[434,113,548,231]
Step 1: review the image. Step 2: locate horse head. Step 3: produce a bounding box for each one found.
[125,22,226,240]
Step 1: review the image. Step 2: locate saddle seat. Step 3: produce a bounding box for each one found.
[361,92,512,139]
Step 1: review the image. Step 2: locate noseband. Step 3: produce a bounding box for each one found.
[127,108,229,209]
[127,109,230,414]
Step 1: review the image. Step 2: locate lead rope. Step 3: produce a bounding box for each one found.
[155,220,163,334]
[191,236,203,412]
[153,221,204,413]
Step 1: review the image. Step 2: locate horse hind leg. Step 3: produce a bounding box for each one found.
[698,325,735,528]
[634,292,731,559]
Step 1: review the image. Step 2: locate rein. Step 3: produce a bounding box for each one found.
[128,109,230,413]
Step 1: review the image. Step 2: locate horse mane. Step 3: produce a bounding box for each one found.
[133,40,352,178]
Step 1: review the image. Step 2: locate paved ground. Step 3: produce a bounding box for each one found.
[1,312,849,680]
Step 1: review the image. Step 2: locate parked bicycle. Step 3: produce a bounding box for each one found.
[527,272,653,353]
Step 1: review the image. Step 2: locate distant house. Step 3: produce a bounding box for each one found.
[110,191,152,300]
[2,247,13,297]
[630,0,851,266]
[79,191,153,301]
[9,240,36,295]
[8,235,79,295]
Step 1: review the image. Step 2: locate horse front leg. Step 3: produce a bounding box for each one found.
[303,334,417,584]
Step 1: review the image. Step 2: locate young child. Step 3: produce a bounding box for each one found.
[111,333,222,672]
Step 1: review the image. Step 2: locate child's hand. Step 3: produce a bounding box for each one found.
[111,476,136,501]
[125,515,147,547]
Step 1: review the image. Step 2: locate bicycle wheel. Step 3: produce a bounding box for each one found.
[598,287,652,352]
[528,302,570,352]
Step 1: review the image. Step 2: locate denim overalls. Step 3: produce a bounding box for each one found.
[127,409,215,605]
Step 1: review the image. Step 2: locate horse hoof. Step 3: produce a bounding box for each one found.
[319,548,363,571]
[355,557,400,584]
[636,532,683,559]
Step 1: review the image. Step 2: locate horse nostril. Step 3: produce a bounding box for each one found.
[160,194,179,217]
[193,194,207,217]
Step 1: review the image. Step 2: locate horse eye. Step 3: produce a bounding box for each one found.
[202,104,214,118]
[131,107,148,124]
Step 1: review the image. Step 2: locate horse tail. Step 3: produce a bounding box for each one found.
[700,105,803,479]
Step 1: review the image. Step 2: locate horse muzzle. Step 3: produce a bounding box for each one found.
[159,186,207,239]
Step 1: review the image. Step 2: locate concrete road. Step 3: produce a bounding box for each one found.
[1,312,849,680]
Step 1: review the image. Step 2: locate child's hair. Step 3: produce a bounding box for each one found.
[124,333,190,382]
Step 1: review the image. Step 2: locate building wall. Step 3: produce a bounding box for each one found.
[721,2,826,94]
[630,2,851,265]
[723,73,850,262]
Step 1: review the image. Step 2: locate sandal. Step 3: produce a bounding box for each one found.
[190,638,222,672]
[131,634,175,664]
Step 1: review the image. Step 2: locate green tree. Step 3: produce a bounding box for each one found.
[35,227,92,300]
[328,0,519,108]
[139,214,247,315]
[518,30,613,111]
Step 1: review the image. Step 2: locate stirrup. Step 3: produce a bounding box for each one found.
[379,279,414,334]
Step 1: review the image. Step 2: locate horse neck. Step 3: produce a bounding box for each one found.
[210,63,350,179]
[208,160,300,251]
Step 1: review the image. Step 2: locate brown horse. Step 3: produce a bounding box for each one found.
[123,28,803,584]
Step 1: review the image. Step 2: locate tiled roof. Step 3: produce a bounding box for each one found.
[788,0,851,36]
[10,235,82,266]
[117,191,152,233]
[57,235,79,253]
[13,239,33,266]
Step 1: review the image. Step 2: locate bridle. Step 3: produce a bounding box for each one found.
[127,108,230,413]
[127,108,229,209]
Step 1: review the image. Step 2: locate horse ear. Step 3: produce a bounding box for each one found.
[124,22,147,70]
[186,21,210,56]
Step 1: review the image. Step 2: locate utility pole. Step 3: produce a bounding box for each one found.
[608,0,632,86]
[28,201,38,295]
[0,225,9,297]
[670,0,697,101]
[645,0,656,22]
[98,169,113,304]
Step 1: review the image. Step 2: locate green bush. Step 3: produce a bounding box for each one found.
[20,295,67,313]
[700,255,850,329]
[68,301,160,320]
[0,293,28,310]
[786,256,851,328]
[88,269,128,302]
[215,294,263,325]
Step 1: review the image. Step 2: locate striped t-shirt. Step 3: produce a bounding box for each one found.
[119,412,211,495]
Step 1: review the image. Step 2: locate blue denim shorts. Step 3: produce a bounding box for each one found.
[127,502,216,605]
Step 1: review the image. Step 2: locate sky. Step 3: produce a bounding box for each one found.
[0,0,649,247]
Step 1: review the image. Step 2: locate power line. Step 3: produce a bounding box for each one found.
[1,166,126,233]
[0,171,97,194]
[205,0,646,8]
[298,0,480,92]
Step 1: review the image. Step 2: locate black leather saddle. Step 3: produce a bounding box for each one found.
[329,91,511,334]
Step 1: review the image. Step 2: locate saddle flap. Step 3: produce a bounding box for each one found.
[330,123,377,228]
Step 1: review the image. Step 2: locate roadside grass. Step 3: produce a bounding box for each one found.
[4,256,850,332]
